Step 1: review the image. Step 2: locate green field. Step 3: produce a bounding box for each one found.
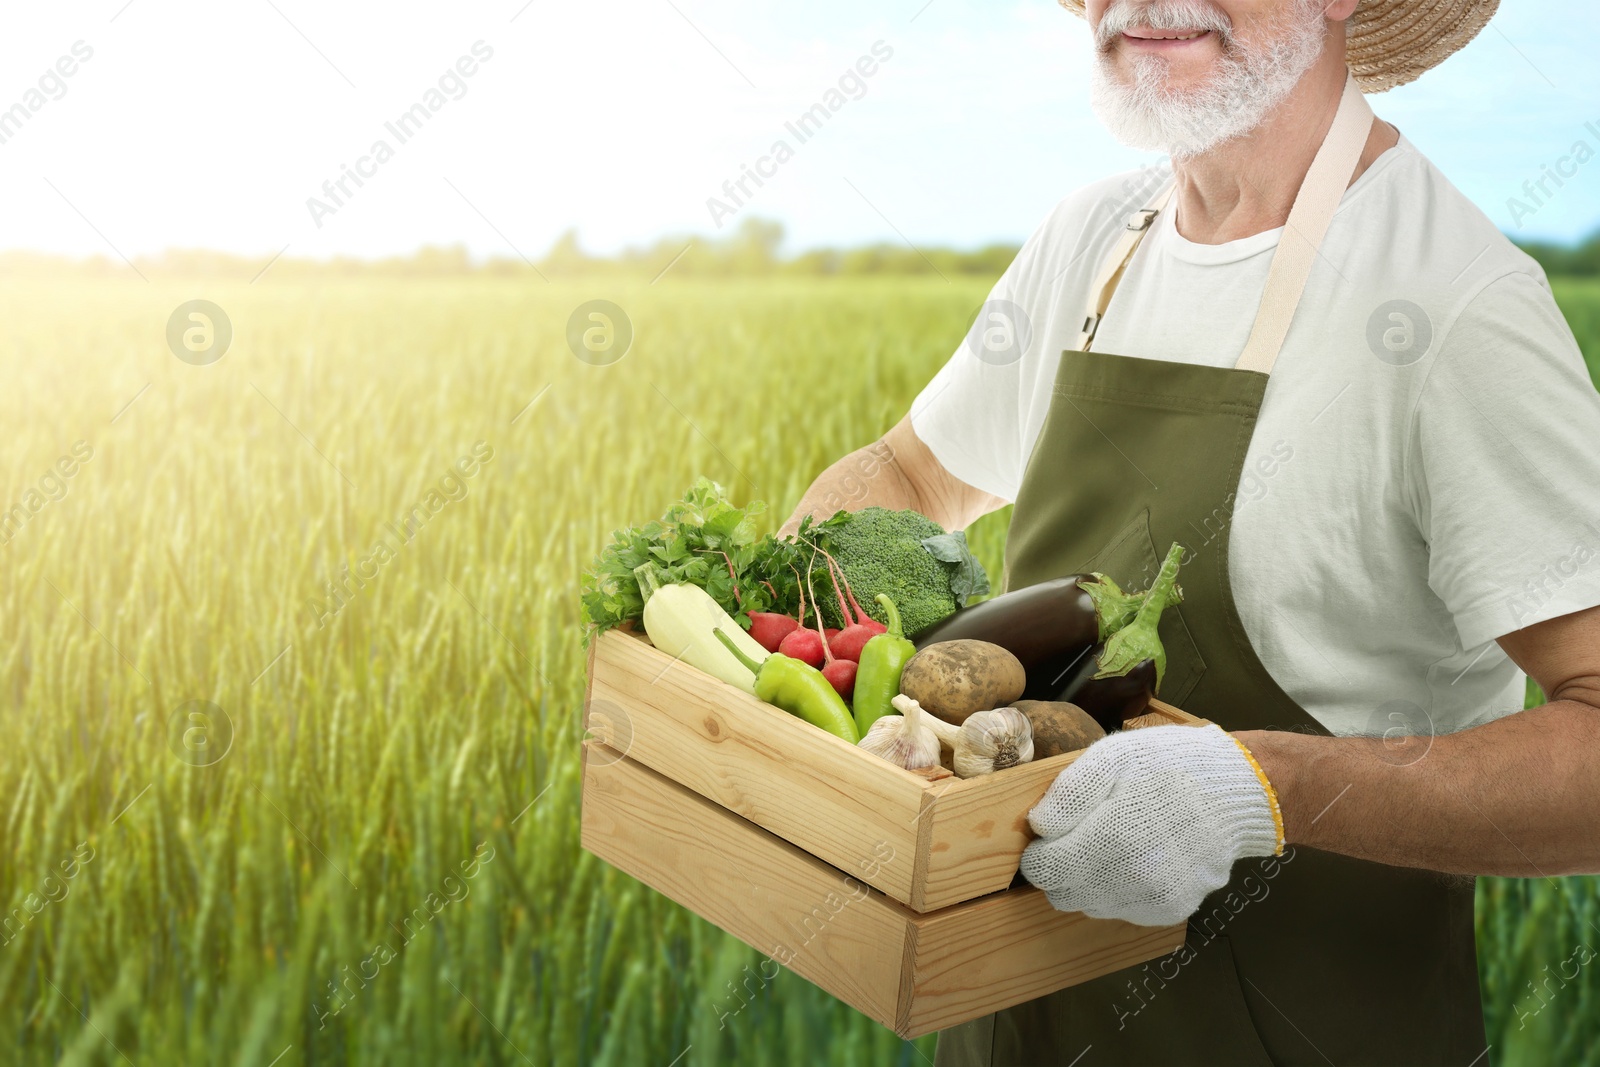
[1,275,1597,1066]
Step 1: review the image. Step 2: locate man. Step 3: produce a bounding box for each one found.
[779,0,1600,1063]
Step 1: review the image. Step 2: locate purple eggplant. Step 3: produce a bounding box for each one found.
[1052,543,1189,731]
[912,574,1145,701]
[1058,655,1158,732]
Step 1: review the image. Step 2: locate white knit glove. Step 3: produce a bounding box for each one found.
[1020,724,1283,926]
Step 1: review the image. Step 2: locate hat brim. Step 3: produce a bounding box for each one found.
[1057,0,1499,92]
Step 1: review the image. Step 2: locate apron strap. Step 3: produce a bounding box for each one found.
[1076,181,1178,352]
[1075,71,1376,375]
[1237,74,1374,373]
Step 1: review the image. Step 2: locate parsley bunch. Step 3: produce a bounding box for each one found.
[580,478,847,641]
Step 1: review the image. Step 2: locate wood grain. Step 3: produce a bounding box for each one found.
[588,629,932,901]
[914,751,1080,911]
[912,695,1209,911]
[1134,698,1208,729]
[902,887,1187,1037]
[581,742,1188,1039]
[581,741,911,1027]
[585,630,1210,913]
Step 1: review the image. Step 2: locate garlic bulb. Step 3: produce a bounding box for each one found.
[858,693,942,770]
[895,694,958,751]
[894,695,1034,778]
[953,707,1035,777]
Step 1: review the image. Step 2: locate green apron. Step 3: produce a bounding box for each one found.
[935,75,1487,1066]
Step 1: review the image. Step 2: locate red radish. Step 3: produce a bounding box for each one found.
[830,619,885,663]
[804,547,857,699]
[822,659,857,701]
[747,612,800,653]
[807,544,887,663]
[824,627,841,644]
[777,564,826,667]
[778,627,825,667]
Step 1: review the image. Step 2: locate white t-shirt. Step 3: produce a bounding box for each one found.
[910,133,1600,737]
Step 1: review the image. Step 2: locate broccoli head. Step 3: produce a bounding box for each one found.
[804,506,990,637]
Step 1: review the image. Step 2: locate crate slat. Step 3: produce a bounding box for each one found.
[585,629,1206,913]
[586,629,933,903]
[580,741,1187,1038]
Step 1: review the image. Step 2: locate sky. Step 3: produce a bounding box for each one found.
[1,0,1597,265]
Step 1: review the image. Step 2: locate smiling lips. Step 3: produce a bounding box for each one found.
[1122,27,1214,48]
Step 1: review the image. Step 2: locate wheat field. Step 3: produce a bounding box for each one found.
[1,274,1596,1066]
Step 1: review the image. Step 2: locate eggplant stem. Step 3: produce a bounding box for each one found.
[1093,543,1186,690]
[1077,572,1147,641]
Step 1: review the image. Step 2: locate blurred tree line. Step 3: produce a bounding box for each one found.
[1519,230,1600,277]
[0,216,1593,280]
[0,219,1017,282]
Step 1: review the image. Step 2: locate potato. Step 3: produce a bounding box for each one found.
[1011,700,1105,758]
[899,640,1026,725]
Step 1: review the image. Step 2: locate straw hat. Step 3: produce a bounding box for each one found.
[1057,0,1500,92]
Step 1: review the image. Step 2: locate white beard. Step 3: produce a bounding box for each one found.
[1090,0,1328,159]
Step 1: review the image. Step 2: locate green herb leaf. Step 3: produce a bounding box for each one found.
[580,482,856,643]
[920,530,991,607]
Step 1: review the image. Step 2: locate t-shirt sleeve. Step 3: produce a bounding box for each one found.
[907,209,1059,504]
[1408,270,1600,648]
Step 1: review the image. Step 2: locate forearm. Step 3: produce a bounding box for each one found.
[778,417,1001,536]
[1239,701,1600,876]
[777,439,921,538]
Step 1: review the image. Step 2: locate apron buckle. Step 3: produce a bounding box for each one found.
[1126,208,1159,231]
[1082,313,1101,344]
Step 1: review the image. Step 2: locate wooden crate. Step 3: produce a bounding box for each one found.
[584,628,1204,912]
[581,741,1188,1039]
[580,628,1210,1036]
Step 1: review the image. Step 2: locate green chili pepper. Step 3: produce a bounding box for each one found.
[851,594,917,735]
[713,628,859,743]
